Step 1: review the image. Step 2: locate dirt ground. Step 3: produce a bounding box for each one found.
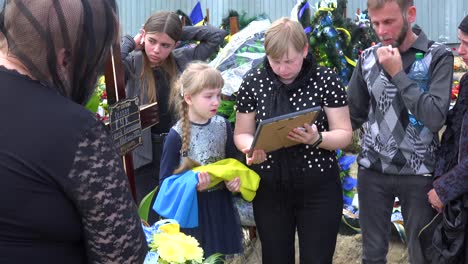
[333,234,408,264]
[332,154,409,263]
[227,229,408,264]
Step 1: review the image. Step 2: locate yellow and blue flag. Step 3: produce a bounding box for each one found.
[190,1,204,26]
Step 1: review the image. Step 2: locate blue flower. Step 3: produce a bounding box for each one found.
[342,176,357,191]
[338,155,356,171]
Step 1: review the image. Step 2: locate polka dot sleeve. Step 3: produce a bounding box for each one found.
[236,73,258,113]
[318,67,348,108]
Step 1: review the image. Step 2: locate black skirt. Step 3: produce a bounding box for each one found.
[181,187,243,257]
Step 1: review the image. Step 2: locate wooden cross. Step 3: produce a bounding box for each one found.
[104,43,159,202]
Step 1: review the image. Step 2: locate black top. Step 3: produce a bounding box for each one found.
[0,67,147,263]
[150,67,173,134]
[236,56,348,184]
[433,73,468,203]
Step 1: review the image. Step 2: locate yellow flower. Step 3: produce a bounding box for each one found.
[159,223,180,234]
[98,75,106,86]
[149,224,205,263]
[158,242,185,263]
[179,235,204,263]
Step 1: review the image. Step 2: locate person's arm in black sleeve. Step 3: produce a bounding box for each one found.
[347,57,370,130]
[120,35,136,82]
[224,118,238,159]
[433,111,468,204]
[61,122,147,264]
[159,128,182,185]
[174,25,228,66]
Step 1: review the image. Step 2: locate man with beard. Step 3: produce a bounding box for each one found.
[347,0,454,263]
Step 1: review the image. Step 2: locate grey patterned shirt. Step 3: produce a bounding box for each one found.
[173,115,228,165]
[348,29,454,175]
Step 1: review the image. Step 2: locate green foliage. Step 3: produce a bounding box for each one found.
[308,0,379,84]
[309,0,355,83]
[85,89,100,113]
[217,99,236,123]
[202,253,225,264]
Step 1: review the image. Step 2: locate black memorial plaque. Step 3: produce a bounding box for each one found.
[109,97,142,155]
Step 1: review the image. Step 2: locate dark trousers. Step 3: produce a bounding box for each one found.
[134,134,165,224]
[253,172,342,264]
[357,167,435,264]
[135,163,159,203]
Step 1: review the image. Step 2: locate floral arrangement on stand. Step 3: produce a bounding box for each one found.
[336,149,357,207]
[85,75,109,122]
[451,56,467,109]
[308,0,355,85]
[338,149,406,243]
[304,0,378,85]
[142,219,223,264]
[336,149,361,234]
[452,79,461,109]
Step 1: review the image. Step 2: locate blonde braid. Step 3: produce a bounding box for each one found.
[179,100,191,157]
[173,100,200,174]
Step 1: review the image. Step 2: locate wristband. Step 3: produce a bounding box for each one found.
[310,131,323,148]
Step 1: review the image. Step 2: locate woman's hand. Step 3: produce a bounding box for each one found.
[288,123,321,145]
[133,28,145,51]
[427,188,444,213]
[225,177,241,192]
[242,148,267,165]
[196,171,211,191]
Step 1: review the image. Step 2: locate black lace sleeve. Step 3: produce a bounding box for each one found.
[63,121,147,263]
[433,111,468,204]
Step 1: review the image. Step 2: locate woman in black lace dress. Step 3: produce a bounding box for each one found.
[427,15,468,263]
[428,15,468,217]
[0,1,147,263]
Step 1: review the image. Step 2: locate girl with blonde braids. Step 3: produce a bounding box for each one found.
[159,62,243,258]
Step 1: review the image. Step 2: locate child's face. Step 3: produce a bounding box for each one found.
[185,87,221,124]
[143,31,176,67]
[267,45,307,85]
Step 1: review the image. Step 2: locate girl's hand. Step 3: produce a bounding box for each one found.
[288,123,320,145]
[225,177,241,192]
[133,28,145,51]
[196,171,211,191]
[242,148,267,165]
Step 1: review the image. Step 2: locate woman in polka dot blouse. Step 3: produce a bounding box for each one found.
[234,17,352,264]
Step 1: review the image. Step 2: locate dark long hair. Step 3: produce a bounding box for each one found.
[141,11,182,103]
